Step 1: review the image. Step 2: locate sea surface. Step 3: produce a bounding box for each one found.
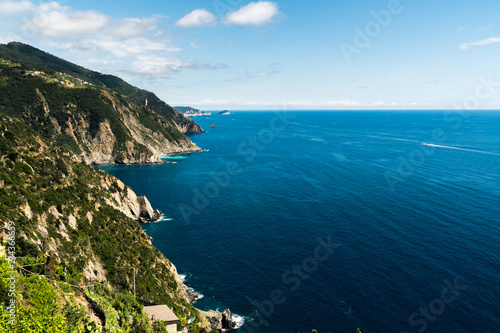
[101,111,500,333]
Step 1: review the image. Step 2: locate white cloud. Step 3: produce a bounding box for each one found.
[129,55,184,75]
[0,34,21,44]
[284,100,363,107]
[23,3,109,37]
[186,100,364,107]
[183,100,447,109]
[0,2,206,81]
[0,0,34,18]
[223,1,280,26]
[473,24,492,33]
[456,37,500,51]
[80,37,180,58]
[108,17,158,38]
[175,9,216,27]
[182,62,227,70]
[184,99,234,106]
[246,70,279,78]
[190,42,200,49]
[249,72,271,77]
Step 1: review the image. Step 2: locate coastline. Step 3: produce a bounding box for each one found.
[82,146,203,166]
[161,236,239,331]
[98,158,239,331]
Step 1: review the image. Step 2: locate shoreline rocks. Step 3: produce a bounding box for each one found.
[203,309,237,332]
[136,196,164,223]
[104,178,165,224]
[183,286,202,304]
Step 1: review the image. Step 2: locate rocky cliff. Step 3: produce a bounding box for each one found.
[0,42,205,136]
[203,309,237,331]
[0,113,219,331]
[102,175,162,223]
[0,42,203,164]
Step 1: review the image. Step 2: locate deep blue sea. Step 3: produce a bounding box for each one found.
[101,111,500,333]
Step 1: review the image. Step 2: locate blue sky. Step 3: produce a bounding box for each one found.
[1,0,500,110]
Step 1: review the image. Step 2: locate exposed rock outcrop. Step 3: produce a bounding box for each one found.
[0,43,203,165]
[103,177,163,223]
[175,112,205,134]
[222,309,236,330]
[183,286,202,304]
[203,309,237,331]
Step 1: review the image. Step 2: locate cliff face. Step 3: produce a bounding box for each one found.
[103,176,162,223]
[0,113,214,331]
[175,112,205,133]
[0,42,204,137]
[138,92,204,134]
[0,61,200,165]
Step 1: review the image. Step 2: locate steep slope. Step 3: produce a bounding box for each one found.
[0,42,203,134]
[174,106,202,114]
[0,58,200,164]
[0,113,216,332]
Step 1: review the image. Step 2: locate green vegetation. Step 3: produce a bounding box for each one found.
[174,106,201,114]
[0,114,211,332]
[0,42,202,134]
[0,58,197,164]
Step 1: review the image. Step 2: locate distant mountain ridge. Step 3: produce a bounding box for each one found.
[174,106,201,113]
[175,106,212,116]
[0,42,203,165]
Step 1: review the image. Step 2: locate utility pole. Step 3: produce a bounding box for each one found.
[133,267,136,297]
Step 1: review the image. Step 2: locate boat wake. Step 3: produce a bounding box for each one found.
[421,143,500,156]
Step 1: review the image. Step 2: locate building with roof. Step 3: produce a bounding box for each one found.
[143,305,180,333]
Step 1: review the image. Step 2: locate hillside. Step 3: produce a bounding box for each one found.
[0,113,221,332]
[175,107,212,117]
[0,53,200,165]
[174,106,201,114]
[0,42,203,135]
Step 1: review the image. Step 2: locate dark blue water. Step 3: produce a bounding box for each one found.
[101,111,500,333]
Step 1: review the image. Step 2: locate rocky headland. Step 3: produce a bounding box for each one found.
[0,42,236,332]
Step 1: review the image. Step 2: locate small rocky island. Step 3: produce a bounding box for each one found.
[218,110,230,115]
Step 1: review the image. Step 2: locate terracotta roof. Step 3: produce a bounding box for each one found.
[143,305,180,323]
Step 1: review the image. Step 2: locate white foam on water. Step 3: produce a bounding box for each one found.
[179,272,193,283]
[221,313,250,331]
[188,287,204,302]
[157,215,173,222]
[232,314,248,329]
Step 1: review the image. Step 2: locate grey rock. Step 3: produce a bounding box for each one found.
[203,309,236,331]
[222,309,236,329]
